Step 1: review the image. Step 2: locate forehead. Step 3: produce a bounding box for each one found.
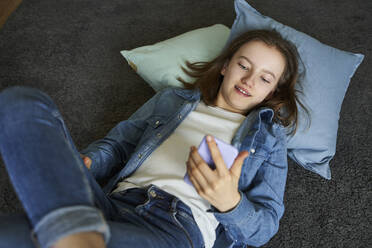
[234,40,281,57]
[233,40,286,74]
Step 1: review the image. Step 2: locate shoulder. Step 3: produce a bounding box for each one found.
[270,122,287,143]
[264,122,287,168]
[266,121,287,152]
[255,108,287,152]
[152,87,201,109]
[155,87,199,101]
[144,87,200,119]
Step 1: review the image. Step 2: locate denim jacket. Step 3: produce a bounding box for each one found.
[81,87,288,248]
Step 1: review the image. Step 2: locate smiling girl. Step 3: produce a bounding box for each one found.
[0,30,308,248]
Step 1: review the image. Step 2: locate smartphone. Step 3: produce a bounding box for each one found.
[184,135,239,186]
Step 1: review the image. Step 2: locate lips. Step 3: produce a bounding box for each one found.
[234,85,251,97]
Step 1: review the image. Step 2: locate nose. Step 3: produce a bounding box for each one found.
[241,73,255,88]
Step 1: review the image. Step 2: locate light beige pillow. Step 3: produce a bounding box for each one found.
[121,24,230,91]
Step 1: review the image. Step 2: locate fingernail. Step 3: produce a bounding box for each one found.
[206,135,212,142]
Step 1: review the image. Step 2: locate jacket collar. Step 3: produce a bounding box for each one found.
[173,87,201,101]
[173,87,275,122]
[255,107,275,123]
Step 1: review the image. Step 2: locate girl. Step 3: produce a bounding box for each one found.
[0,29,308,248]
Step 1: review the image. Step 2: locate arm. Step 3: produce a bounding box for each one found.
[79,89,166,184]
[187,131,287,247]
[212,133,288,247]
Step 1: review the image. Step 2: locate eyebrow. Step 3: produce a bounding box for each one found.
[238,56,277,80]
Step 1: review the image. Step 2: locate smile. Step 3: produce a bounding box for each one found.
[235,85,251,97]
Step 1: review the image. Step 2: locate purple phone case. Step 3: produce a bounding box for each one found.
[184,136,239,186]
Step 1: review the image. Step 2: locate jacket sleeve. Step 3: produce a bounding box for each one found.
[79,89,165,184]
[211,129,288,247]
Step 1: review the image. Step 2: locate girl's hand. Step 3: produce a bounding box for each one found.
[186,135,249,212]
[80,154,92,169]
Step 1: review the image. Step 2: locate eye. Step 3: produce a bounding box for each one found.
[238,63,249,70]
[261,77,271,83]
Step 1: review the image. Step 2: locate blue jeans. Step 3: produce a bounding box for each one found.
[0,86,204,248]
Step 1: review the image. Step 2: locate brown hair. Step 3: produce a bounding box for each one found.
[177,29,310,135]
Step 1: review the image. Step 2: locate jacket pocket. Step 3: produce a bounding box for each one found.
[240,142,271,186]
[248,142,271,160]
[137,115,167,146]
[145,115,165,129]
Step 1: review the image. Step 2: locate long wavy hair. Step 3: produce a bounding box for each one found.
[177,29,310,135]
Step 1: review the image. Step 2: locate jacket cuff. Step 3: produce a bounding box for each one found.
[80,150,99,177]
[208,191,255,226]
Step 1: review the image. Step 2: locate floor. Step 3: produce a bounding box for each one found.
[0,0,22,29]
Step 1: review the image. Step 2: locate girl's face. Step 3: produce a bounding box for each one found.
[215,40,286,115]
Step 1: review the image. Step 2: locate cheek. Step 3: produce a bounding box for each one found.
[220,78,233,92]
[256,87,273,101]
[263,83,275,93]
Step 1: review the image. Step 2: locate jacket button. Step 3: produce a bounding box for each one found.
[138,153,142,158]
[155,120,160,125]
[178,114,182,119]
[157,133,161,138]
[250,148,255,154]
[149,190,157,198]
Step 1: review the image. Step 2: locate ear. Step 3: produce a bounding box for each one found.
[221,60,229,76]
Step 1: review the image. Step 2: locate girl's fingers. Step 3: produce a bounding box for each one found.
[187,161,201,189]
[187,159,210,189]
[188,174,201,193]
[205,135,228,175]
[230,151,249,178]
[187,167,212,203]
[189,147,216,182]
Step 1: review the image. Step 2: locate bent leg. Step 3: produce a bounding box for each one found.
[0,86,112,248]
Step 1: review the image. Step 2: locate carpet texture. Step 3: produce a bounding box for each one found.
[0,0,371,247]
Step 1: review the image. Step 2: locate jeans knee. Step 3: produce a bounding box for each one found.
[0,86,56,116]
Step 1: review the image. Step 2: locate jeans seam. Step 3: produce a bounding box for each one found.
[169,198,195,248]
[177,211,195,224]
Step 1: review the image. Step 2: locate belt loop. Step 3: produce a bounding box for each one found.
[170,198,179,213]
[146,184,154,192]
[146,184,155,197]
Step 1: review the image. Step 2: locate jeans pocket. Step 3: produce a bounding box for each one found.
[171,210,205,248]
[176,210,196,225]
[174,210,206,248]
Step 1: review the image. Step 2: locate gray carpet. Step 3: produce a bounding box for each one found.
[0,0,371,247]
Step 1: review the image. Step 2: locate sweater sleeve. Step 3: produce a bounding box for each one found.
[80,89,166,184]
[210,131,288,247]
